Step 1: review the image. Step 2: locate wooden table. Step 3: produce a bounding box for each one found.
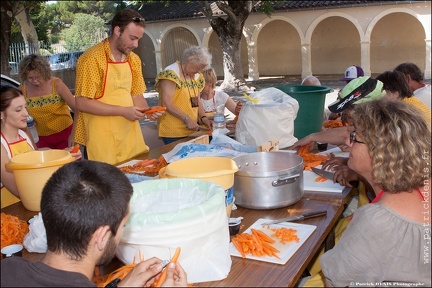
[1,138,351,287]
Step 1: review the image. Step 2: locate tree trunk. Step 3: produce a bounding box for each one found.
[14,3,40,55]
[203,1,253,92]
[0,2,14,75]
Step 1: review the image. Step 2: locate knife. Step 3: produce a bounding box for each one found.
[311,167,335,181]
[261,210,327,225]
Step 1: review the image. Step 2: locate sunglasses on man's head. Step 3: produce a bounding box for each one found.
[132,17,145,23]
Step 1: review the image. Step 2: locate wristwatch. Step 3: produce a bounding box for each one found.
[183,115,189,124]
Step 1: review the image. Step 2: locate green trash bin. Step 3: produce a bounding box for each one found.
[273,85,332,139]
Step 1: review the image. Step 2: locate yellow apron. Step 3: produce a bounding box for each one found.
[1,136,34,208]
[83,61,148,165]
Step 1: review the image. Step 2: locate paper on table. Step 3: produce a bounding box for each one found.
[229,218,316,265]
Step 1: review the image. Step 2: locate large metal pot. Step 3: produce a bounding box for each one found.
[232,152,303,209]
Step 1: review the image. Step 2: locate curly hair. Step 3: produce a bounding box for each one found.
[18,54,51,82]
[182,46,212,70]
[351,98,431,193]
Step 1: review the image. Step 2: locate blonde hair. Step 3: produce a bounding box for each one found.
[18,54,52,82]
[202,67,217,88]
[351,98,431,193]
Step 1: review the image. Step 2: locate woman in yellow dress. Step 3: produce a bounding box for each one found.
[155,46,212,144]
[18,54,78,150]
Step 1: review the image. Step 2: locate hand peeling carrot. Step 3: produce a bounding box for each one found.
[71,144,80,153]
[153,247,181,287]
[92,249,144,286]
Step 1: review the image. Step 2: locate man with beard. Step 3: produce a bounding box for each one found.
[73,8,164,165]
[1,160,188,287]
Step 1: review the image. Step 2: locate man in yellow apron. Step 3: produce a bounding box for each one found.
[74,9,162,165]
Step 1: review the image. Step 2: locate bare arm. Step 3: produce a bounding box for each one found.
[1,145,19,197]
[289,126,354,149]
[225,96,238,115]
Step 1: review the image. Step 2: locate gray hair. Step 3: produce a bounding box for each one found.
[182,46,212,69]
[301,76,321,86]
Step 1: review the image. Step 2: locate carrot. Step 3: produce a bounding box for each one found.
[269,227,300,244]
[144,106,167,114]
[153,247,181,287]
[1,213,29,249]
[315,175,328,182]
[232,229,281,259]
[93,249,145,286]
[323,119,344,129]
[71,144,80,153]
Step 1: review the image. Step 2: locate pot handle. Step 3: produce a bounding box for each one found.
[272,174,301,187]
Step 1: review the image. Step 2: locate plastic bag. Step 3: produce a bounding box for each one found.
[23,212,47,253]
[116,178,232,284]
[210,130,258,153]
[162,143,246,163]
[236,87,299,148]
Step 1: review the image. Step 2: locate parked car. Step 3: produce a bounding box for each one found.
[49,51,84,70]
[1,74,20,88]
[9,62,19,75]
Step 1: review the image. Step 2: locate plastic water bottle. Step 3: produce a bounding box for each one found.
[27,115,39,143]
[213,104,226,130]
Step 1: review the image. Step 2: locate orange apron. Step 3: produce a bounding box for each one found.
[83,61,148,164]
[1,133,34,208]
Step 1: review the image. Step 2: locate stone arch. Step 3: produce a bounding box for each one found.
[365,8,430,76]
[252,16,304,77]
[138,31,158,80]
[159,24,200,68]
[305,12,365,75]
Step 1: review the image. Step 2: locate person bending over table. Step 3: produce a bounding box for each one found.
[74,8,164,165]
[1,160,188,287]
[155,46,212,145]
[320,99,431,286]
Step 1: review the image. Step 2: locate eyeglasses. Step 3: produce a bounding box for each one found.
[132,17,145,23]
[350,131,366,144]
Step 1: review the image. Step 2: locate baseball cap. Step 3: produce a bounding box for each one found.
[328,76,385,113]
[340,65,364,81]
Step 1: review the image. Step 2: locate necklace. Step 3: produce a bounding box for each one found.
[180,62,198,100]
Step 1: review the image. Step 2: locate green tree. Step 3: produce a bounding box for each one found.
[63,13,107,51]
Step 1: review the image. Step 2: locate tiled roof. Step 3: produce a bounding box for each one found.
[134,1,422,23]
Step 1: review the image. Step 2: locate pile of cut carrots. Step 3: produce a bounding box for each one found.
[323,119,344,129]
[119,155,167,175]
[268,226,300,244]
[296,145,329,171]
[231,228,280,259]
[1,213,29,248]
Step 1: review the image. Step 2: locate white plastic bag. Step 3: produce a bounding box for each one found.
[235,87,299,148]
[116,178,231,284]
[23,212,47,253]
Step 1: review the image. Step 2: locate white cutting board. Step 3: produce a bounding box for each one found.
[229,218,316,264]
[303,168,344,193]
[302,147,348,193]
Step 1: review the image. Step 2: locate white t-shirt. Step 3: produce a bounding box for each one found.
[201,90,230,112]
[413,85,431,109]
